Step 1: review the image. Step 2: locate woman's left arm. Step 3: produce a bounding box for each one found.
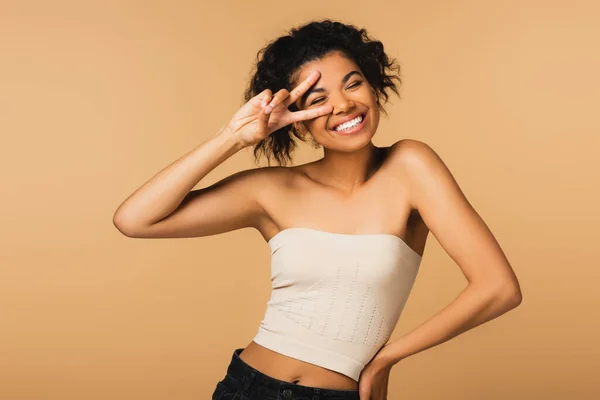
[377,139,523,368]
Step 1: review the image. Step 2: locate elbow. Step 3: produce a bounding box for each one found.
[498,282,523,310]
[505,291,522,310]
[113,213,137,238]
[477,278,522,310]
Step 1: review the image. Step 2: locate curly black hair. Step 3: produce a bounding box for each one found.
[243,18,402,167]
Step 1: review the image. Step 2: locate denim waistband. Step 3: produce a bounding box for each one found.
[225,347,360,399]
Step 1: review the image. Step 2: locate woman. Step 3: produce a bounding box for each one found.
[113,19,522,400]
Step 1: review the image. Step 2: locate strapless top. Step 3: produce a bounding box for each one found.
[251,227,422,381]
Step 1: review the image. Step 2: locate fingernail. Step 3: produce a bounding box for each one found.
[264,106,273,114]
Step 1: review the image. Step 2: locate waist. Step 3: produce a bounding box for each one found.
[239,340,359,390]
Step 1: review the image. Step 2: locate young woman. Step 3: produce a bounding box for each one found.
[113,19,522,400]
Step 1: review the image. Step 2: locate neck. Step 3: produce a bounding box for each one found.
[315,141,381,193]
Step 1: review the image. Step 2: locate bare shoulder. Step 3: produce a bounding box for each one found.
[235,163,299,186]
[249,163,304,189]
[388,138,437,167]
[247,162,305,212]
[387,139,450,190]
[388,141,522,299]
[390,137,463,204]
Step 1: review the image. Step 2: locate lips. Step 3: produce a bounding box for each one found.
[330,112,366,131]
[331,113,368,136]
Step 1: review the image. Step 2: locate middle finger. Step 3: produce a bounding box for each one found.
[265,88,290,112]
[284,70,321,107]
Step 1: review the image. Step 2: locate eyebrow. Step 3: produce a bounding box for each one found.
[300,70,362,107]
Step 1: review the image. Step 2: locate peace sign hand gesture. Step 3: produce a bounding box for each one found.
[226,70,333,148]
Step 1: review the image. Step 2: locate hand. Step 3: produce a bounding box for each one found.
[358,346,393,400]
[225,69,333,148]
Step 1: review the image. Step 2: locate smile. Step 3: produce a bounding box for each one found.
[331,113,367,136]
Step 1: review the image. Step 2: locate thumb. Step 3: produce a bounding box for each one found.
[359,383,371,400]
[359,387,371,400]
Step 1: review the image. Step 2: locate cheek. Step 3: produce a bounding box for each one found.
[305,114,328,128]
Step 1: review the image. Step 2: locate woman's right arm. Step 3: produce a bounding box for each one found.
[113,70,332,239]
[112,126,265,238]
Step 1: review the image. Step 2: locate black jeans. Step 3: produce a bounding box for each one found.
[212,348,360,400]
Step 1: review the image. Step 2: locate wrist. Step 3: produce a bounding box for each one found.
[213,124,246,152]
[376,343,402,369]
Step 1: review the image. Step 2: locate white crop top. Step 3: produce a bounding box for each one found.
[252,227,422,382]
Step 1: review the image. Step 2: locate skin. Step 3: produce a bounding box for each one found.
[114,50,522,400]
[240,51,522,399]
[239,51,417,392]
[288,50,383,194]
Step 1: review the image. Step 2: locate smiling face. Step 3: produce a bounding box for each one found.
[291,50,381,152]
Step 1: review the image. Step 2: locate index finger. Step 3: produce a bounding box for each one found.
[285,70,321,107]
[290,104,333,124]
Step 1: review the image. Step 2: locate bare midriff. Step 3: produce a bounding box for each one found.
[238,340,359,390]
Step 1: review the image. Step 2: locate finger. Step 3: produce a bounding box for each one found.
[260,93,271,108]
[257,102,272,132]
[265,88,290,112]
[284,69,320,106]
[289,104,333,123]
[359,385,371,400]
[254,89,272,107]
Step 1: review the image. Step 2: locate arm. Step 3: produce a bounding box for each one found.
[377,140,523,367]
[113,71,333,239]
[112,126,266,238]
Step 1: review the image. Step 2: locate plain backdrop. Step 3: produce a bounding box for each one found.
[1,0,598,399]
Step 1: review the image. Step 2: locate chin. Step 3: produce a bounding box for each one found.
[321,135,375,153]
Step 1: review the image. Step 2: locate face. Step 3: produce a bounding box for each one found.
[291,51,380,151]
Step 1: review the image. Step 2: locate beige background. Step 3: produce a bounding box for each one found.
[1,0,599,399]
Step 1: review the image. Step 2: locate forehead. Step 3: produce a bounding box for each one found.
[292,51,360,84]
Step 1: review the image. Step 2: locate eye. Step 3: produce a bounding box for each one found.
[309,81,363,105]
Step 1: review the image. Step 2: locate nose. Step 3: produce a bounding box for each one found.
[331,93,355,114]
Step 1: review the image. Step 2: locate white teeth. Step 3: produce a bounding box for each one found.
[334,114,364,131]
